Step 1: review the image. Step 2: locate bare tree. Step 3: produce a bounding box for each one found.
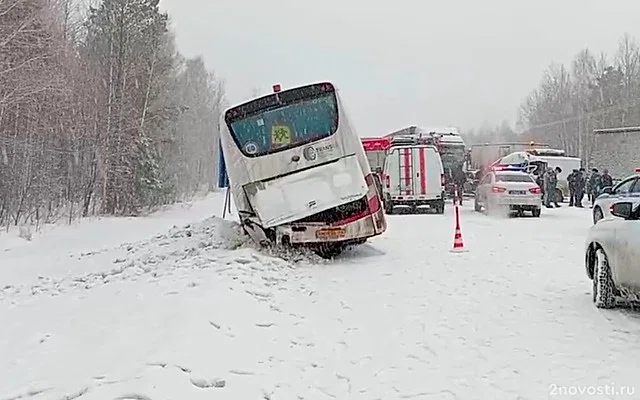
[0,0,226,229]
[518,34,640,167]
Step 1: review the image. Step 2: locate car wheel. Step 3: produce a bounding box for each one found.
[531,207,541,217]
[593,248,616,309]
[593,206,603,224]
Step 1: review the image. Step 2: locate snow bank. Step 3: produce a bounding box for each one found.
[0,216,309,399]
[0,215,301,303]
[0,193,233,284]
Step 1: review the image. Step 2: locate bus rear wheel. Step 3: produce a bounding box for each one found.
[315,243,344,259]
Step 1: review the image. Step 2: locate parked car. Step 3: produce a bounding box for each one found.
[585,199,640,308]
[592,171,640,224]
[474,166,542,217]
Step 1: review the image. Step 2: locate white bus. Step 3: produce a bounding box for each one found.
[220,82,387,258]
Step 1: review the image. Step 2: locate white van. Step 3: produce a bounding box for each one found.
[497,149,581,202]
[381,144,445,214]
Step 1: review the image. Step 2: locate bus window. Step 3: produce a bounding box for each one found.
[227,92,338,157]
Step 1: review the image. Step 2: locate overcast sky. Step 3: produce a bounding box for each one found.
[159,0,640,136]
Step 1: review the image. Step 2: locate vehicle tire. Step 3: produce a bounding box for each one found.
[593,248,616,309]
[593,206,603,224]
[384,198,394,214]
[554,188,563,203]
[474,197,481,212]
[315,243,343,259]
[531,207,541,217]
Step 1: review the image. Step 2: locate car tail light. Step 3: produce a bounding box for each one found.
[529,186,542,194]
[368,191,381,212]
[441,174,445,186]
[492,186,506,193]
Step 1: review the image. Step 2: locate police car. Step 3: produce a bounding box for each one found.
[474,165,543,217]
[585,198,640,308]
[592,168,640,224]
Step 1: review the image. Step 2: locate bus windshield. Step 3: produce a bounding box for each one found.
[227,92,338,157]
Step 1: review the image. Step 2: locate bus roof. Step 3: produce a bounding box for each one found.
[224,81,335,118]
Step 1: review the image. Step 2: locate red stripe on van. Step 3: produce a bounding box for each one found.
[418,147,426,194]
[403,148,411,194]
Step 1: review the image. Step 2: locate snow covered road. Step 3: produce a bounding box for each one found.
[2,197,639,399]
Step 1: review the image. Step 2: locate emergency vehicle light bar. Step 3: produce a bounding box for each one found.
[389,135,436,146]
[526,148,565,156]
[361,137,391,151]
[492,165,526,172]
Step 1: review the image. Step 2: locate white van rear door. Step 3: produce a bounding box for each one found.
[398,147,414,195]
[386,147,414,195]
[413,147,427,195]
[425,147,444,195]
[384,148,399,196]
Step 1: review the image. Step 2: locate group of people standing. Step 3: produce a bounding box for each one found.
[538,166,562,208]
[535,166,614,209]
[460,161,615,208]
[566,168,613,208]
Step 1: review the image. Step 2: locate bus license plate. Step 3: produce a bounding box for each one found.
[316,227,346,239]
[509,190,526,195]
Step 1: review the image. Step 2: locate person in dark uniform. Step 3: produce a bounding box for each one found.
[544,167,561,208]
[589,168,602,207]
[452,163,467,205]
[552,166,561,207]
[567,169,578,206]
[574,168,586,207]
[601,169,613,189]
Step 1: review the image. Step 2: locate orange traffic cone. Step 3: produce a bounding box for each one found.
[451,204,467,252]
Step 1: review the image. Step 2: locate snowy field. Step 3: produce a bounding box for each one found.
[2,194,639,400]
